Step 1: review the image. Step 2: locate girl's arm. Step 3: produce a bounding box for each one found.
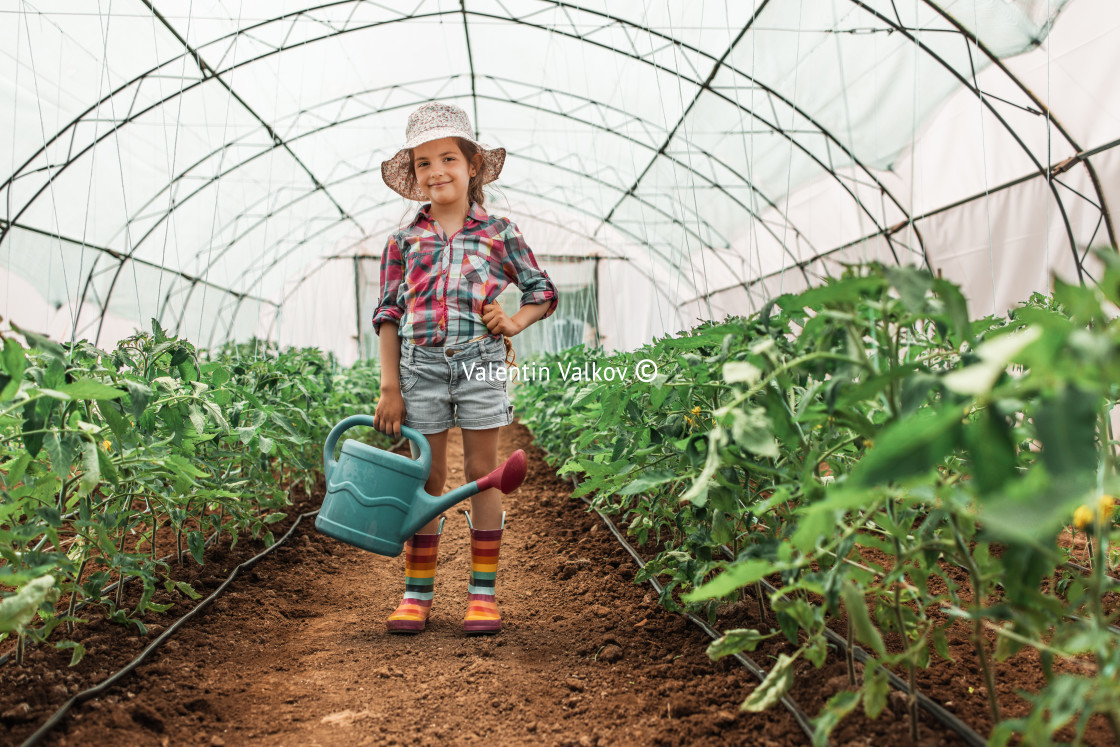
[372,234,408,436]
[371,234,406,336]
[371,234,406,388]
[378,322,402,390]
[498,220,559,332]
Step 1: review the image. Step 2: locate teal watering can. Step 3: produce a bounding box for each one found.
[315,415,528,556]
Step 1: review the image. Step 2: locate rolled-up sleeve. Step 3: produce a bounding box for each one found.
[371,234,405,336]
[499,220,559,320]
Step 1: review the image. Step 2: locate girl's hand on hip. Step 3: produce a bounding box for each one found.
[374,388,406,438]
[482,302,521,336]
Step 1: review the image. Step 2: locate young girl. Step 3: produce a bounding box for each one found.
[370,102,558,635]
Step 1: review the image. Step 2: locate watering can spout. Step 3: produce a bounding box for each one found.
[401,449,528,537]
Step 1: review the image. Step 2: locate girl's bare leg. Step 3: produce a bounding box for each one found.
[410,429,449,533]
[461,427,503,529]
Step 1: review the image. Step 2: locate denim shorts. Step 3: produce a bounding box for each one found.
[399,335,514,433]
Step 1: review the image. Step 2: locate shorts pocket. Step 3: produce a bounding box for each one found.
[399,363,421,393]
[485,359,509,390]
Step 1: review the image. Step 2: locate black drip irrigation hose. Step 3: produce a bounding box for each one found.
[567,476,824,747]
[568,472,986,746]
[17,508,320,747]
[712,547,987,747]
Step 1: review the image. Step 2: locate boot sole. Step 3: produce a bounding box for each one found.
[463,621,501,634]
[386,620,426,633]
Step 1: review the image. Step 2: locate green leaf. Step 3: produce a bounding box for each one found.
[11,323,66,362]
[620,470,677,496]
[848,406,962,488]
[187,531,205,565]
[804,634,828,668]
[1033,385,1099,480]
[77,440,100,497]
[166,579,202,600]
[1,339,26,399]
[55,380,126,400]
[813,689,861,747]
[22,399,47,457]
[99,401,131,443]
[862,665,889,718]
[96,446,119,487]
[741,653,796,712]
[0,575,58,634]
[886,266,933,316]
[727,407,778,458]
[724,361,761,385]
[932,277,972,344]
[932,628,954,663]
[706,628,774,660]
[55,640,87,667]
[842,581,885,656]
[124,380,153,422]
[683,559,771,602]
[943,326,1041,396]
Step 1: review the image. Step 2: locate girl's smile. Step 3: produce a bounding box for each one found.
[413,137,478,209]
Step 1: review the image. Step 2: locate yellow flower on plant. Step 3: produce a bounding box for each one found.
[101,439,112,452]
[1073,504,1095,531]
[684,415,695,428]
[690,406,701,415]
[1099,494,1116,517]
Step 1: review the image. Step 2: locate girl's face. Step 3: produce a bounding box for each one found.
[412,137,479,211]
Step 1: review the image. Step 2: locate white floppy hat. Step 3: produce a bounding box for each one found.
[381,102,506,201]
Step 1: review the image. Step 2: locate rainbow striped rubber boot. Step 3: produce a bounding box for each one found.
[463,510,505,634]
[386,515,446,633]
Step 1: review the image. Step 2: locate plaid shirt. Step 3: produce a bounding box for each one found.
[371,202,559,346]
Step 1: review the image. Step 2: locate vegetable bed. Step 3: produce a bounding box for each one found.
[514,259,1120,746]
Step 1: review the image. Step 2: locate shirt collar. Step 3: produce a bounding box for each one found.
[412,201,489,229]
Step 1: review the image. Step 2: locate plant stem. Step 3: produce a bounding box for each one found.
[846,616,857,686]
[886,499,919,743]
[949,514,1001,726]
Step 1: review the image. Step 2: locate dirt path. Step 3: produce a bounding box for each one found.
[34,423,807,747]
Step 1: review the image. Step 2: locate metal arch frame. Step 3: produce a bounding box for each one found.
[118,104,714,316]
[196,167,693,348]
[88,2,362,345]
[0,216,277,345]
[4,1,1103,344]
[4,2,921,273]
[919,0,1116,250]
[261,193,683,346]
[20,48,823,334]
[236,171,704,348]
[843,0,1085,282]
[71,80,832,328]
[139,0,358,233]
[686,137,1120,306]
[46,78,776,336]
[502,0,928,270]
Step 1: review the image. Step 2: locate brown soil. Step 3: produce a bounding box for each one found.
[5,420,1112,745]
[3,422,814,747]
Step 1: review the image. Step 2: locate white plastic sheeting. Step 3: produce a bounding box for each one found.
[1,0,1117,362]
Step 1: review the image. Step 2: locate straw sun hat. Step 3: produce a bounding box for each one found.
[381,102,506,201]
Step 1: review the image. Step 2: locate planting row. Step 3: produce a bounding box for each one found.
[0,320,381,663]
[514,259,1120,745]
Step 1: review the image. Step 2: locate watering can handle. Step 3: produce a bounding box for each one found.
[323,416,431,480]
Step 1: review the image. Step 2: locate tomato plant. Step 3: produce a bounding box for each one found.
[0,319,382,664]
[517,257,1120,745]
